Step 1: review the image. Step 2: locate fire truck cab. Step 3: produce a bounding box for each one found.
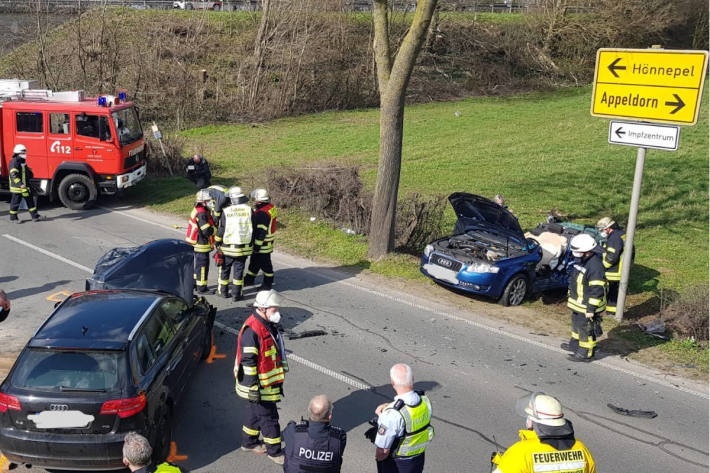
[0,79,147,210]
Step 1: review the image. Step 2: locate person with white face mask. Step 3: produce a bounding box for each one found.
[234,289,288,464]
[8,144,43,223]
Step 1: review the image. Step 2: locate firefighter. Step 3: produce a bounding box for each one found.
[206,184,229,225]
[596,217,632,316]
[491,392,596,473]
[8,144,43,223]
[283,395,347,473]
[235,289,288,465]
[245,188,277,290]
[185,189,215,293]
[215,186,253,301]
[185,153,211,189]
[372,364,434,473]
[122,431,183,473]
[564,234,607,362]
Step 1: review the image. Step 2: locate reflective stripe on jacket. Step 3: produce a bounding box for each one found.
[602,229,626,281]
[567,254,607,314]
[235,314,288,401]
[8,156,31,194]
[185,205,215,252]
[252,203,277,254]
[493,429,596,473]
[387,395,434,458]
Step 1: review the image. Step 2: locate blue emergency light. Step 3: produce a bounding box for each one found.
[97,96,107,107]
[118,91,127,101]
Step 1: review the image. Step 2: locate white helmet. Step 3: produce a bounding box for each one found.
[570,233,597,254]
[251,188,270,203]
[515,392,566,427]
[13,144,26,155]
[195,189,211,203]
[228,186,244,201]
[253,289,281,308]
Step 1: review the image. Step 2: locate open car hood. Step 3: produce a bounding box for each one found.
[86,239,194,304]
[448,192,525,242]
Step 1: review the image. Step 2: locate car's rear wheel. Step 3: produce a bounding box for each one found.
[499,274,528,306]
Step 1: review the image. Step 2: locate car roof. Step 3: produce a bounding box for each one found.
[30,290,163,350]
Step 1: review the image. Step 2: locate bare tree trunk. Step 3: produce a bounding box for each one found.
[368,0,438,259]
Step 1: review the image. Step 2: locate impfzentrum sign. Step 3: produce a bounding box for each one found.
[591,48,708,125]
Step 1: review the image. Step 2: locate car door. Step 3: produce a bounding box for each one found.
[46,112,73,177]
[157,298,205,398]
[14,110,48,178]
[73,113,113,166]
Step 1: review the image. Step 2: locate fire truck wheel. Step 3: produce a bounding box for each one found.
[58,173,97,210]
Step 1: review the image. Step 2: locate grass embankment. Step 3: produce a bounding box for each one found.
[124,86,709,375]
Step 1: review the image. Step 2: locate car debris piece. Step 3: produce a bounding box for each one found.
[607,403,658,418]
[285,329,328,340]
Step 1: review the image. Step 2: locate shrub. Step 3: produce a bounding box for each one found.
[662,284,709,342]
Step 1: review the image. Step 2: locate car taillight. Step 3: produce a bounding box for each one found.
[0,392,21,413]
[100,394,146,418]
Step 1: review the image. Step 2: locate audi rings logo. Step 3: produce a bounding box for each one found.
[436,257,452,268]
[49,404,69,411]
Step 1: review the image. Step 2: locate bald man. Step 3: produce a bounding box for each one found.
[373,364,434,473]
[282,395,346,472]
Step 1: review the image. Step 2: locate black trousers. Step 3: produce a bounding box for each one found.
[193,251,210,292]
[242,400,282,456]
[187,173,210,189]
[570,311,597,359]
[377,453,425,473]
[9,192,38,219]
[607,280,619,314]
[246,252,274,289]
[218,255,247,297]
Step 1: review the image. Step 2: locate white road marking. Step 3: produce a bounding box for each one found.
[214,321,371,391]
[2,234,93,274]
[18,207,710,400]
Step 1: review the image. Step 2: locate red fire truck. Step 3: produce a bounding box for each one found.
[0,79,147,210]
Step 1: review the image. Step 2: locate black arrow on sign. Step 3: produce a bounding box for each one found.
[615,127,625,139]
[665,94,685,114]
[607,58,626,78]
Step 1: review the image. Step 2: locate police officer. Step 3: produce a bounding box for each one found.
[185,154,211,189]
[564,234,607,362]
[283,395,346,473]
[491,392,596,473]
[122,431,183,473]
[215,186,253,301]
[245,188,277,290]
[235,290,288,465]
[596,217,632,316]
[8,144,43,223]
[373,363,434,473]
[185,189,215,293]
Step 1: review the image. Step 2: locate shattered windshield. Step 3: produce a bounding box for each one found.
[112,107,143,146]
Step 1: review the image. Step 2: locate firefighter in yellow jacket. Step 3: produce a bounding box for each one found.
[596,217,632,315]
[492,392,596,473]
[185,189,215,293]
[235,289,288,465]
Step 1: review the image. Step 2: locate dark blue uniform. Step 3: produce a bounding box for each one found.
[283,420,346,473]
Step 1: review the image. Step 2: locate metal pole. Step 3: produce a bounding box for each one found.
[615,146,645,321]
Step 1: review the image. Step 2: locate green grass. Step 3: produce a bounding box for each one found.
[136,85,708,295]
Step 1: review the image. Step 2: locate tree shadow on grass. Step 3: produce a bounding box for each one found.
[596,323,667,361]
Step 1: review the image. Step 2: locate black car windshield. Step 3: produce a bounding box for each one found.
[112,107,143,146]
[11,349,122,392]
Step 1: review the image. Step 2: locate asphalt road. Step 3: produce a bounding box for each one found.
[0,201,708,473]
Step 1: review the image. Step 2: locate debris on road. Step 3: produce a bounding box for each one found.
[607,403,658,418]
[285,329,328,340]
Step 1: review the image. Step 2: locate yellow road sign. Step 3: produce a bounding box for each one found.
[591,48,708,125]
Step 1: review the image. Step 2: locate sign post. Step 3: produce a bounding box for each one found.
[591,48,708,321]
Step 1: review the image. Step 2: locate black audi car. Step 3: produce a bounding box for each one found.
[0,239,215,470]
